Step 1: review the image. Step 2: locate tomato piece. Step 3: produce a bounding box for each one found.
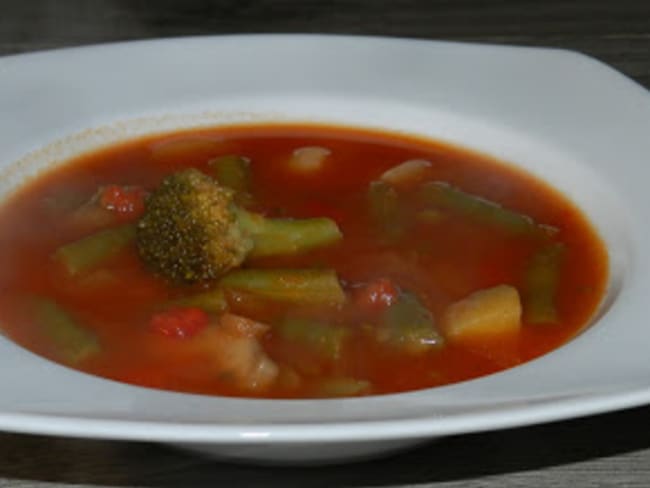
[149,307,209,339]
[99,185,147,217]
[352,278,399,313]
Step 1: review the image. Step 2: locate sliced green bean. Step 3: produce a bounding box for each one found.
[277,317,348,360]
[311,377,372,397]
[377,292,444,354]
[166,288,228,314]
[524,243,565,324]
[237,210,342,258]
[367,180,402,237]
[419,181,556,236]
[220,269,346,306]
[54,224,136,275]
[30,298,100,364]
[208,155,251,194]
[208,155,254,207]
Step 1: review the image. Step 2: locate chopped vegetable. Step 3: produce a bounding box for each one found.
[237,210,342,258]
[30,298,99,364]
[380,159,431,186]
[166,289,228,314]
[208,155,251,194]
[66,198,115,233]
[377,292,444,354]
[419,181,555,236]
[219,312,270,337]
[441,285,522,343]
[149,307,209,338]
[311,377,371,397]
[523,243,565,324]
[367,180,402,236]
[352,278,399,313]
[54,224,136,275]
[289,146,331,172]
[220,268,346,306]
[207,314,278,391]
[98,185,147,216]
[277,317,348,360]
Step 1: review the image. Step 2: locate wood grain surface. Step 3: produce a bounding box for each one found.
[1,1,649,486]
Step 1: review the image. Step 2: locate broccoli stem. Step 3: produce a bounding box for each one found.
[237,210,342,258]
[219,268,346,306]
[30,298,100,364]
[54,224,136,275]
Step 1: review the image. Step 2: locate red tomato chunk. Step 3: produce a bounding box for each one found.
[149,307,209,339]
[352,278,399,313]
[99,185,146,216]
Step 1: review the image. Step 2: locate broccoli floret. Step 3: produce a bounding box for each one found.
[136,169,343,283]
[136,169,254,282]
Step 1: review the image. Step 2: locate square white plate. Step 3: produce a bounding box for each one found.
[0,35,649,464]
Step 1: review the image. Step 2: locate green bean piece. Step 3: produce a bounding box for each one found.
[524,243,565,324]
[419,181,555,236]
[208,155,251,195]
[31,298,100,364]
[277,317,348,360]
[367,180,402,237]
[54,224,136,275]
[377,292,444,354]
[311,377,372,398]
[166,289,228,314]
[237,210,342,258]
[220,269,346,306]
[416,209,445,225]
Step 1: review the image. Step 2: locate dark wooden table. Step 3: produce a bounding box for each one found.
[1,1,649,486]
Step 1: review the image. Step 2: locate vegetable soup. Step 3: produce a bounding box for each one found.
[0,124,608,398]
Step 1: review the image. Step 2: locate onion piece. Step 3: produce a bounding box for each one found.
[380,159,432,186]
[289,146,331,172]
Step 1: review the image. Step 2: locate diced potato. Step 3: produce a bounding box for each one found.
[441,285,522,343]
[289,146,331,172]
[199,314,278,391]
[380,159,431,186]
[219,313,270,338]
[215,334,279,391]
[210,313,278,391]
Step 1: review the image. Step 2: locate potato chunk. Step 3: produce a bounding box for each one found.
[208,314,279,392]
[441,285,522,343]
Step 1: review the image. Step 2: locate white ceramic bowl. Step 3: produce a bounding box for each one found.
[0,35,649,465]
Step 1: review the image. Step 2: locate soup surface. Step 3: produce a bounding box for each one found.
[0,124,607,398]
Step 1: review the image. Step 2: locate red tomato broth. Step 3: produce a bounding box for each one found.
[0,124,608,398]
